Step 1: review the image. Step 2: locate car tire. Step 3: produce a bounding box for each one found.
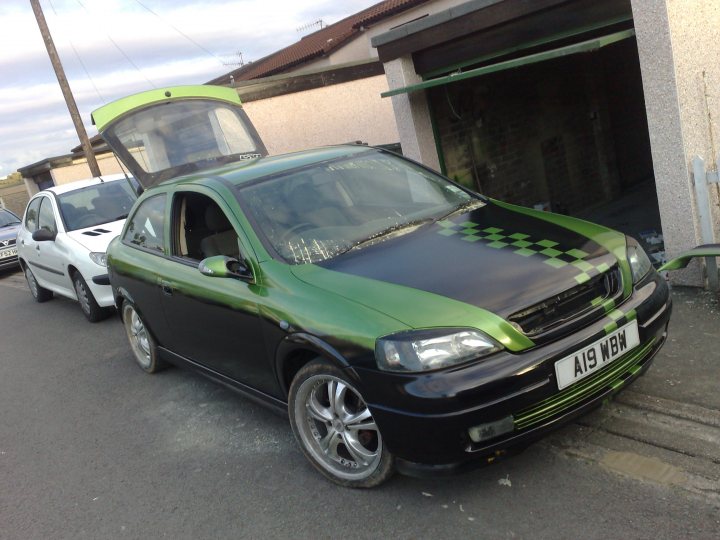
[24,265,53,303]
[289,360,394,488]
[72,272,111,322]
[121,302,166,373]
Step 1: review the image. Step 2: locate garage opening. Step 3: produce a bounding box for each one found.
[424,35,662,263]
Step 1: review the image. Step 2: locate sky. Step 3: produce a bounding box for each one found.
[0,0,382,177]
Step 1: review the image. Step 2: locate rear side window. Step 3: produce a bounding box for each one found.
[123,194,167,253]
[24,197,42,233]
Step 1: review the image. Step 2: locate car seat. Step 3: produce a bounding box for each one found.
[200,205,239,259]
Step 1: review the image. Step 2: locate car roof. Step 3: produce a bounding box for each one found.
[42,173,132,196]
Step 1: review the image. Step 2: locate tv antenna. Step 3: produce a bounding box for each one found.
[222,50,246,68]
[297,19,325,34]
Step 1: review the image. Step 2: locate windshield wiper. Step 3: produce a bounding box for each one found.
[340,217,434,256]
[433,199,486,223]
[0,221,20,228]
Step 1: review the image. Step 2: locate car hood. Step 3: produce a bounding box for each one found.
[0,223,20,243]
[65,219,126,252]
[292,201,625,328]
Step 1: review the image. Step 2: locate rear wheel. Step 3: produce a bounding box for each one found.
[122,302,166,373]
[289,360,394,488]
[24,266,53,303]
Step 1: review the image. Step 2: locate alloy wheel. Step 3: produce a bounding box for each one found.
[294,374,382,481]
[123,305,152,369]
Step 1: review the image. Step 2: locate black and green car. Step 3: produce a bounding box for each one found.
[94,85,672,488]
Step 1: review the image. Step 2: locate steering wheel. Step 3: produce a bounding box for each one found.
[74,213,101,229]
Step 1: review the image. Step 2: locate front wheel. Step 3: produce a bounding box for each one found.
[73,272,111,322]
[289,360,394,488]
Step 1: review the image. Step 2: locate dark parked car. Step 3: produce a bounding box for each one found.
[94,86,672,487]
[0,207,21,271]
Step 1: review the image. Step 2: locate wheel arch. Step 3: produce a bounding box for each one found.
[275,333,354,397]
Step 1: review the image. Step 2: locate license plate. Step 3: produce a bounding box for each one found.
[555,320,640,390]
[0,247,17,259]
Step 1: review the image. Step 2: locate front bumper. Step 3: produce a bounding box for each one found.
[353,272,672,476]
[0,254,19,270]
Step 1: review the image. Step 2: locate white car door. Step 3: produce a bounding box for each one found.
[27,196,69,292]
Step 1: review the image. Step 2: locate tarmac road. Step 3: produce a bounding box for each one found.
[1,269,719,539]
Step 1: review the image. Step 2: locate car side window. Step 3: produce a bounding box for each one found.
[123,194,167,253]
[171,191,240,261]
[38,198,58,234]
[25,197,42,233]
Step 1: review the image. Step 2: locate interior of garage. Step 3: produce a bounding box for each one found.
[376,0,666,264]
[427,36,664,263]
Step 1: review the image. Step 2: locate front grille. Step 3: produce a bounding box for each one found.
[508,266,621,337]
[513,337,657,430]
[0,238,16,247]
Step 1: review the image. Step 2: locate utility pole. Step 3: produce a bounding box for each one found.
[30,0,101,177]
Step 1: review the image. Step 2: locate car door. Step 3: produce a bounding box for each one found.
[113,193,172,345]
[159,188,273,394]
[22,196,68,291]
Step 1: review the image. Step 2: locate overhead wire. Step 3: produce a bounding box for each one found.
[46,0,107,103]
[73,0,157,89]
[132,0,226,68]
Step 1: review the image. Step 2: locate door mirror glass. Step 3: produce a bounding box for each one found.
[198,255,252,281]
[32,228,56,242]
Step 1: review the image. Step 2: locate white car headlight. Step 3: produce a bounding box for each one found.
[626,238,652,283]
[375,329,502,372]
[89,252,108,267]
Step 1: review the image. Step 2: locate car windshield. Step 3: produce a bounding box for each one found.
[237,150,483,264]
[0,209,20,227]
[103,100,265,187]
[58,180,138,231]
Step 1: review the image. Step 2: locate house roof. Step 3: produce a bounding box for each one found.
[208,0,430,84]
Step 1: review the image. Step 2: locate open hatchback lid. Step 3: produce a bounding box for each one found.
[91,85,267,191]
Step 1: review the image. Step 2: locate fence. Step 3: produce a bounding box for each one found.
[692,155,719,290]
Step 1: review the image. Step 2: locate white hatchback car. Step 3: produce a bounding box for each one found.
[17,174,137,321]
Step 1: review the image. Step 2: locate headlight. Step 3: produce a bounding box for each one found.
[89,252,107,267]
[375,328,502,372]
[626,237,652,283]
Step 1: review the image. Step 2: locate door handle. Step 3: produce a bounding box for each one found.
[160,280,174,296]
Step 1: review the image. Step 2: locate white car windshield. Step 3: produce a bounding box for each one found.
[237,150,483,264]
[59,180,138,231]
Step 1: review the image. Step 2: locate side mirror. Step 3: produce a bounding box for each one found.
[32,229,56,242]
[198,255,253,281]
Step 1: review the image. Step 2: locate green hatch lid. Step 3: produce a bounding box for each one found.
[91,85,241,132]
